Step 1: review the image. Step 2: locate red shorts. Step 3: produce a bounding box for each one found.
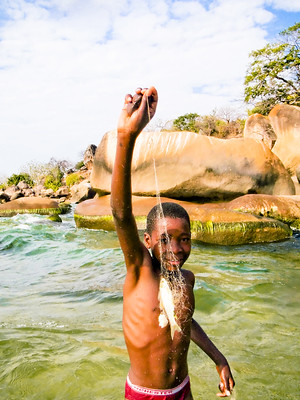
[125,375,191,400]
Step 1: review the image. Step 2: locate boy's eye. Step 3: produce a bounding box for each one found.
[160,237,168,244]
[181,238,191,243]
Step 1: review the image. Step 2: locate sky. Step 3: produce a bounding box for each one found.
[0,0,299,180]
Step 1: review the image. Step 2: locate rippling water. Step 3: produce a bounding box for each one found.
[0,210,299,399]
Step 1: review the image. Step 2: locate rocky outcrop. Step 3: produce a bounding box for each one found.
[74,195,293,245]
[244,113,277,149]
[90,130,295,199]
[4,185,24,201]
[0,197,70,217]
[269,104,300,174]
[223,194,300,225]
[70,180,96,203]
[83,144,97,170]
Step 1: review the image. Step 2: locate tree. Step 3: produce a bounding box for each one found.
[7,173,34,187]
[172,113,200,132]
[244,22,300,115]
[171,111,244,138]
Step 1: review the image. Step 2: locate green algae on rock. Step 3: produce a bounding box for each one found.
[0,197,71,217]
[225,194,300,226]
[191,219,292,245]
[48,214,63,222]
[74,195,292,245]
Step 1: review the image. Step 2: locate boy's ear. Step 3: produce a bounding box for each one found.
[144,232,151,249]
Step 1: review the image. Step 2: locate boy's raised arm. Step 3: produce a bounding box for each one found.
[111,87,158,272]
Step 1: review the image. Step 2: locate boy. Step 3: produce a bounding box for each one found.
[111,87,235,399]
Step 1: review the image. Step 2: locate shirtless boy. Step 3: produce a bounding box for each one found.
[111,86,235,399]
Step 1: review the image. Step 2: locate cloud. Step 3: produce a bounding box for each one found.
[268,0,300,12]
[0,0,298,177]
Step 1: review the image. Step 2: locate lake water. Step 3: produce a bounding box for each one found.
[0,210,299,400]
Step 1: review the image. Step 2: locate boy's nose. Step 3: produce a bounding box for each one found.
[169,239,182,253]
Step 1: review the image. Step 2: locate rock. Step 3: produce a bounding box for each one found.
[22,188,35,197]
[291,219,300,230]
[244,113,277,149]
[48,214,62,222]
[83,144,97,170]
[4,185,23,200]
[269,104,300,174]
[55,186,69,197]
[296,165,300,184]
[41,188,54,197]
[215,194,300,225]
[0,191,10,203]
[90,130,295,199]
[0,197,61,217]
[70,180,96,203]
[74,195,292,245]
[33,185,44,196]
[17,181,30,190]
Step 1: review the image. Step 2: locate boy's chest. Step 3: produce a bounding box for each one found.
[124,281,193,330]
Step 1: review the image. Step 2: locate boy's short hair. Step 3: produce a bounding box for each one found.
[146,202,190,234]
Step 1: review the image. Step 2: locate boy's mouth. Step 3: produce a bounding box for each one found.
[163,258,182,270]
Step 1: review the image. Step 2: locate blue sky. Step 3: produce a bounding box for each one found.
[0,0,299,179]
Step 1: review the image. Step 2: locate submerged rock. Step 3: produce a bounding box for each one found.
[48,214,62,222]
[74,195,292,245]
[90,130,295,200]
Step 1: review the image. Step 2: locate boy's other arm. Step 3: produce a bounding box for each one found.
[111,87,158,277]
[191,318,235,397]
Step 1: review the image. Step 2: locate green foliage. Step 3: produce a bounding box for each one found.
[7,173,34,187]
[44,166,63,192]
[173,113,200,132]
[22,158,71,185]
[65,172,83,187]
[172,111,245,138]
[75,160,84,170]
[0,183,6,190]
[244,22,300,115]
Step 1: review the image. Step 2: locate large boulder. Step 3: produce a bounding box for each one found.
[70,180,96,203]
[269,104,300,174]
[90,130,295,199]
[4,186,24,201]
[74,195,292,245]
[215,194,300,226]
[244,113,277,149]
[0,197,70,217]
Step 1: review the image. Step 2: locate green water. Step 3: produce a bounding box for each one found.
[0,211,299,399]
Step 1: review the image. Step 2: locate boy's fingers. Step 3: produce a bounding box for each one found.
[216,390,231,397]
[217,381,232,397]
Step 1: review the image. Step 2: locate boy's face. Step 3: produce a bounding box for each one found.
[144,217,191,271]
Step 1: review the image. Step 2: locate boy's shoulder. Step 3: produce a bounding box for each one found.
[181,268,195,287]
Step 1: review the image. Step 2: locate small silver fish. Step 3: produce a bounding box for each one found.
[158,277,181,340]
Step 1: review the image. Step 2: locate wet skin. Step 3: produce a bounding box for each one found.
[123,217,195,391]
[111,87,235,399]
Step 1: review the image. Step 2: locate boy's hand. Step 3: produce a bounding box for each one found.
[117,87,158,137]
[216,363,235,397]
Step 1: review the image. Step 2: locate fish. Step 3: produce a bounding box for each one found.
[158,276,181,340]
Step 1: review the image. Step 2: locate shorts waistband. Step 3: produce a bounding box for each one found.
[126,375,190,396]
